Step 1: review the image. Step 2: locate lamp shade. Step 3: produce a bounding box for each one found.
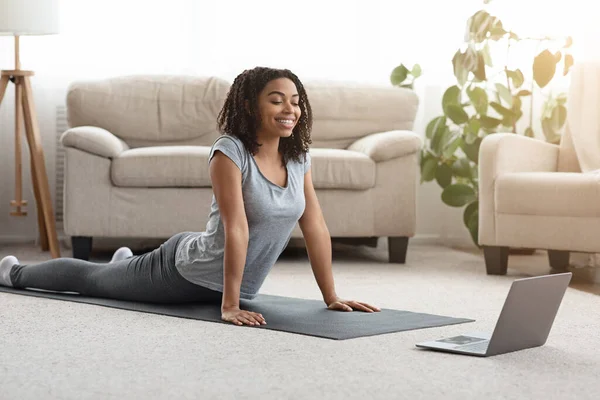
[0,0,59,35]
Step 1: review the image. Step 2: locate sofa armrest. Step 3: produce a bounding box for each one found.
[347,130,422,162]
[478,133,559,246]
[60,126,129,158]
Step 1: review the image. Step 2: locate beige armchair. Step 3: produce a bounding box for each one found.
[478,62,600,274]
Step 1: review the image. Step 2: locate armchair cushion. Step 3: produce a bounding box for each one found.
[347,130,422,162]
[61,126,129,158]
[496,172,600,217]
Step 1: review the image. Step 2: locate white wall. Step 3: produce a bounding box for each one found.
[3,0,593,248]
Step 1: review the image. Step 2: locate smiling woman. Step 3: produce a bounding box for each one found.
[216,67,313,166]
[0,66,382,328]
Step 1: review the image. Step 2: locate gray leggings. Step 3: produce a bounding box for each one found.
[9,232,222,304]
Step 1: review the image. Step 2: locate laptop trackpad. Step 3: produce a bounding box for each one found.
[437,335,487,345]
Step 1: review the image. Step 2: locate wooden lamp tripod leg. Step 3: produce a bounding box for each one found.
[21,76,60,258]
[0,76,8,107]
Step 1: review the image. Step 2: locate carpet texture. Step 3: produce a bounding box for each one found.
[1,241,600,399]
[0,287,473,340]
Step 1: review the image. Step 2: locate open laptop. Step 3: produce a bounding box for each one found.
[416,272,572,357]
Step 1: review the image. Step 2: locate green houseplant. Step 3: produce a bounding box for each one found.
[390,4,574,246]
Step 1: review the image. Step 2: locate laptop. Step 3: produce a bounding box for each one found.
[416,272,572,357]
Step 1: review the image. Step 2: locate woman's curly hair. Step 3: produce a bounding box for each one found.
[217,67,312,165]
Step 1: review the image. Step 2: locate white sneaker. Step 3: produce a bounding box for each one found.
[110,247,133,263]
[0,255,19,287]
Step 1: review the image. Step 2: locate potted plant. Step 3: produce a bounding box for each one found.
[390,2,574,248]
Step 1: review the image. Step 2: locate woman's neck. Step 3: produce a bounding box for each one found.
[255,133,281,162]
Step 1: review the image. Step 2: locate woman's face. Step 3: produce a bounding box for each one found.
[255,78,301,139]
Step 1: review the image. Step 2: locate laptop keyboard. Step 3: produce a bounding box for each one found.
[459,341,489,353]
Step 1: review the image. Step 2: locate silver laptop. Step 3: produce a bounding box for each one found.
[416,272,572,357]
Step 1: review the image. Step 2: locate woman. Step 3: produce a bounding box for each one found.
[0,67,380,326]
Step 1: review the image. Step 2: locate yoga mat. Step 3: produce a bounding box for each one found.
[0,287,474,340]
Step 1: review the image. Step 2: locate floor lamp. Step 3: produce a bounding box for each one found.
[0,0,61,258]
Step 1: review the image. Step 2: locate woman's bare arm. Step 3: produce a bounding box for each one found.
[209,152,249,310]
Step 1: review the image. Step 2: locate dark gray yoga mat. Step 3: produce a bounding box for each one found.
[0,286,473,340]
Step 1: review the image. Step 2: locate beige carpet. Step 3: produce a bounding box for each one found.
[1,241,599,399]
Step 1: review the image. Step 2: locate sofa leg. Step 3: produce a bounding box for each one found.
[388,236,409,264]
[483,246,509,275]
[548,250,570,271]
[72,236,93,260]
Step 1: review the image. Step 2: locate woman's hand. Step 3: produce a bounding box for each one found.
[327,297,381,313]
[221,306,267,326]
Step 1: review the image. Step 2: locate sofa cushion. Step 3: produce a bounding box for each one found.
[111,146,212,188]
[309,148,376,189]
[496,172,600,217]
[111,146,376,190]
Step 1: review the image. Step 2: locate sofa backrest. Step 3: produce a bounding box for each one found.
[66,75,230,148]
[304,83,419,148]
[67,76,419,149]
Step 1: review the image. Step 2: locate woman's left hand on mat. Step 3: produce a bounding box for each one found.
[327,298,381,313]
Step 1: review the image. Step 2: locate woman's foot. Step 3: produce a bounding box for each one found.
[110,247,133,263]
[0,256,19,287]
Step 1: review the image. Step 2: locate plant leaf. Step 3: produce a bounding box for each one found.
[411,64,422,78]
[533,49,557,88]
[463,119,480,144]
[480,115,502,129]
[452,51,469,86]
[495,83,512,107]
[441,183,477,207]
[482,42,493,67]
[473,52,487,81]
[442,86,461,112]
[463,201,479,229]
[425,116,447,140]
[467,10,494,43]
[507,69,524,88]
[460,137,482,163]
[490,102,517,118]
[554,51,562,63]
[525,127,534,137]
[421,157,438,182]
[390,64,409,86]
[564,54,574,76]
[452,158,472,178]
[465,203,479,246]
[435,163,453,188]
[516,89,532,97]
[467,86,488,115]
[443,135,463,158]
[431,125,452,155]
[446,104,469,125]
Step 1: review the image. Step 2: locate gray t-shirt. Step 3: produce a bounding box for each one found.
[174,134,311,300]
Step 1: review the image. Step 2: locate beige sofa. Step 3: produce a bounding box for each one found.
[60,75,421,263]
[478,63,600,274]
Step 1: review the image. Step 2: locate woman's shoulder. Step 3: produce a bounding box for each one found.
[289,151,311,175]
[209,134,249,174]
[212,134,246,151]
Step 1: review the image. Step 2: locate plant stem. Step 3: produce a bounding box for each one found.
[504,35,516,133]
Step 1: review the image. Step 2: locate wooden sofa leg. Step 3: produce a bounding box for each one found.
[483,246,509,275]
[72,236,93,260]
[548,250,570,271]
[388,236,409,263]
